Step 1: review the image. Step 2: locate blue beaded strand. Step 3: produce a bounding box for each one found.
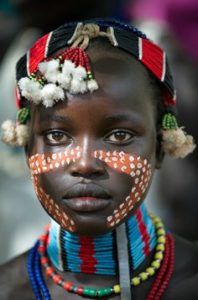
[27,242,43,300]
[35,251,52,300]
[27,241,52,300]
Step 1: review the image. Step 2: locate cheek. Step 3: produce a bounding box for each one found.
[32,174,75,231]
[93,150,152,228]
[29,146,82,232]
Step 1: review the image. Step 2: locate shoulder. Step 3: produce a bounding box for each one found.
[167,234,198,300]
[0,251,34,300]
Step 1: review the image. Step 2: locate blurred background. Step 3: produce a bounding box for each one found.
[0,0,197,264]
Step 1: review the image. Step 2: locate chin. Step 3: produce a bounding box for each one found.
[74,225,112,236]
[69,215,113,236]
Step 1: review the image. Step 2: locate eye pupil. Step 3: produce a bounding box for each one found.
[114,132,127,141]
[45,131,69,145]
[52,132,63,141]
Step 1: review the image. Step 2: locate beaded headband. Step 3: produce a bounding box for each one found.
[1,19,196,157]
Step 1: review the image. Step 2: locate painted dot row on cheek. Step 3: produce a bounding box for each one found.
[29,147,82,232]
[29,146,81,175]
[32,175,75,232]
[29,148,152,231]
[93,150,152,228]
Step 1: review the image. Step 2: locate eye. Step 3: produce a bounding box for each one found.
[104,129,134,144]
[44,130,72,145]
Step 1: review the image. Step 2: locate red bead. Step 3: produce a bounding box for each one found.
[38,245,45,253]
[63,281,73,291]
[41,257,49,264]
[77,287,83,295]
[40,234,47,241]
[53,274,62,284]
[46,267,54,276]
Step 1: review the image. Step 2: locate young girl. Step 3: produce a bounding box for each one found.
[1,19,198,300]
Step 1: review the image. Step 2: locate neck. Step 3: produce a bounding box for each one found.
[47,204,156,275]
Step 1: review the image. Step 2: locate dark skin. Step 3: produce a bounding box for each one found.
[0,48,198,300]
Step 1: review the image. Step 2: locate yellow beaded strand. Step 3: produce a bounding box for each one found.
[113,214,166,293]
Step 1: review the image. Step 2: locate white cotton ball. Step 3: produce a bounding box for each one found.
[41,84,64,107]
[1,120,14,131]
[57,60,75,90]
[79,81,88,93]
[58,73,71,90]
[38,60,60,83]
[87,79,99,93]
[162,128,196,159]
[69,79,81,94]
[58,60,76,89]
[16,124,29,146]
[62,60,75,76]
[73,66,87,80]
[1,120,17,145]
[70,79,87,94]
[18,77,42,104]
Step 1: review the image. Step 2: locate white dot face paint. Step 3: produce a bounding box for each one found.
[29,148,152,232]
[93,150,152,228]
[29,146,82,232]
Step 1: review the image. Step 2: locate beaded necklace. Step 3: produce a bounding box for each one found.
[47,204,156,275]
[27,208,175,299]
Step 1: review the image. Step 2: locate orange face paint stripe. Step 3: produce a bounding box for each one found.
[32,175,75,232]
[29,146,81,175]
[93,150,152,228]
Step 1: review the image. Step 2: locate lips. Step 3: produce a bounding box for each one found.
[62,184,111,212]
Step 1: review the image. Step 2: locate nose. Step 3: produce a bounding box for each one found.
[70,138,105,178]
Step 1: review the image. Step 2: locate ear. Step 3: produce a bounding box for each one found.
[155,130,164,169]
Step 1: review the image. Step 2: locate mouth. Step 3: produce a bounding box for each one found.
[62,184,111,213]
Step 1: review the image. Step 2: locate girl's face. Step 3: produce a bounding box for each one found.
[27,52,159,235]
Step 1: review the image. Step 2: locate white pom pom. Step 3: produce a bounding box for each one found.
[73,66,87,80]
[162,128,196,158]
[1,120,16,145]
[16,124,29,146]
[18,77,42,104]
[41,84,64,107]
[87,79,99,93]
[56,60,76,89]
[58,73,71,90]
[62,60,75,76]
[70,79,87,94]
[38,60,60,83]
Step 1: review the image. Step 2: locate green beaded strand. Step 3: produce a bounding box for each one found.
[17,107,30,124]
[162,113,178,130]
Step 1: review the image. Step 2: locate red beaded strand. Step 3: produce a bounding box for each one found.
[146,233,174,300]
[155,234,174,300]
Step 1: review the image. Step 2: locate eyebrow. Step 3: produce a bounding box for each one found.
[103,113,143,125]
[40,113,73,124]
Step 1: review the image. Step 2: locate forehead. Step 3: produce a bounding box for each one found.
[33,50,155,125]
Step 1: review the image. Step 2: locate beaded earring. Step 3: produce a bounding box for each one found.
[1,107,30,146]
[161,112,196,158]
